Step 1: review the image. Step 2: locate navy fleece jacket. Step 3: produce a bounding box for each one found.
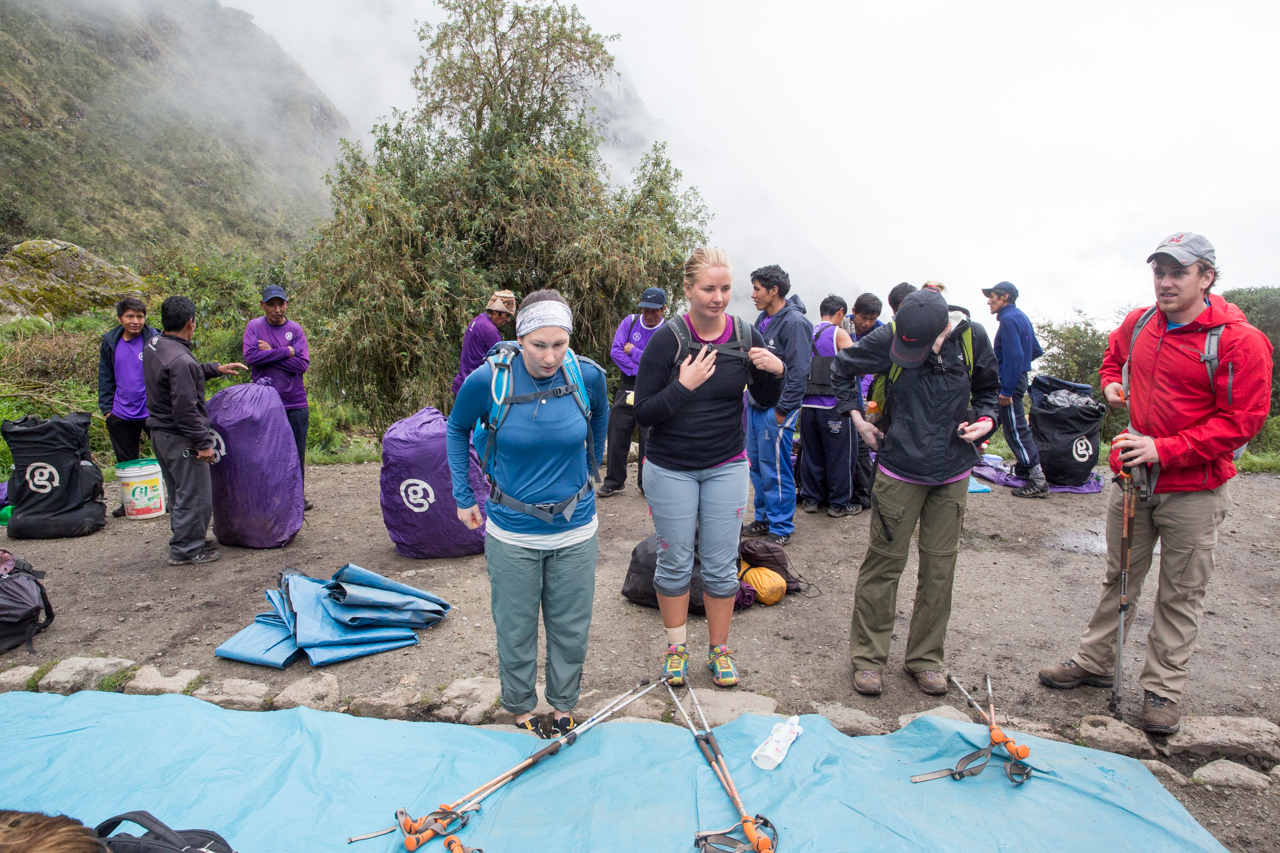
[748,293,812,416]
[993,303,1043,396]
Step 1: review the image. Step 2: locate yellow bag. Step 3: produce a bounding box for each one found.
[741,566,786,606]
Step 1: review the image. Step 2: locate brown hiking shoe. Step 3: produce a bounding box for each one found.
[1038,659,1113,689]
[853,670,882,696]
[1141,691,1181,735]
[909,669,949,696]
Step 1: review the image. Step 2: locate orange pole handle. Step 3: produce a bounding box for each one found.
[742,817,774,853]
[443,836,468,853]
[989,725,1030,761]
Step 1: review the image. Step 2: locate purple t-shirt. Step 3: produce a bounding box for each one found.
[452,312,503,395]
[609,314,665,378]
[243,316,310,409]
[112,334,149,420]
[802,322,838,409]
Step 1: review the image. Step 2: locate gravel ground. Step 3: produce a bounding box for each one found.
[5,461,1279,850]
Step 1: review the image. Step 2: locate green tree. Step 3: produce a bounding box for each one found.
[298,0,706,427]
[1222,286,1280,416]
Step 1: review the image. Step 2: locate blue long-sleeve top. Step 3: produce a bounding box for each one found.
[446,352,609,535]
[993,303,1043,396]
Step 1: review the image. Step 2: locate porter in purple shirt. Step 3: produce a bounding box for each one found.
[609,313,665,387]
[112,334,149,420]
[452,312,504,395]
[243,316,310,409]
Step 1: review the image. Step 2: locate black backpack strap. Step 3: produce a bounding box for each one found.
[96,812,189,848]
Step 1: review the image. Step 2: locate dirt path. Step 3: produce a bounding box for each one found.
[6,461,1280,850]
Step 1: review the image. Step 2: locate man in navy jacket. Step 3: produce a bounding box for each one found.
[984,282,1048,497]
[744,264,811,545]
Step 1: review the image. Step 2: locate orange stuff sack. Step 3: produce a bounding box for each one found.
[740,566,786,605]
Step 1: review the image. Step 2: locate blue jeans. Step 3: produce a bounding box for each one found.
[998,374,1041,475]
[747,406,798,536]
[644,459,748,599]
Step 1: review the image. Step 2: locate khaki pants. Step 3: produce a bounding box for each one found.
[1074,481,1231,702]
[850,474,968,673]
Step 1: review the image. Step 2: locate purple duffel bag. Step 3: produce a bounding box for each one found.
[380,406,487,559]
[207,382,304,548]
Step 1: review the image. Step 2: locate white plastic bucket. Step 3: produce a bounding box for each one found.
[117,458,167,519]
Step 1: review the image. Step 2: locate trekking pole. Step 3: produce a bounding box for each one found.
[395,677,666,851]
[1108,467,1136,721]
[911,675,1031,785]
[668,684,778,853]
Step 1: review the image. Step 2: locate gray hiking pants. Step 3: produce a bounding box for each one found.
[485,533,597,714]
[152,429,213,561]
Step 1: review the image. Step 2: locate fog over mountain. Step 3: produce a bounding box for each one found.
[225,1,1280,334]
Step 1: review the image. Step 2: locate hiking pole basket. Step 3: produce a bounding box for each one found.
[1108,468,1137,721]
[910,674,1031,786]
[668,682,779,853]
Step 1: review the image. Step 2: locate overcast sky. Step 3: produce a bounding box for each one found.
[228,0,1280,334]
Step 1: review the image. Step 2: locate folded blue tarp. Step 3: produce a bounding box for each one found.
[0,691,1226,853]
[215,564,447,668]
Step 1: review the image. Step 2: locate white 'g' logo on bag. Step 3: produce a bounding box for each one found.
[25,463,60,493]
[210,430,227,463]
[401,479,435,512]
[1072,436,1093,462]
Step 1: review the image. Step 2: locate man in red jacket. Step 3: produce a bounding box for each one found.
[1038,232,1273,735]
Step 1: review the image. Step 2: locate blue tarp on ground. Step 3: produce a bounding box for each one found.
[0,692,1224,853]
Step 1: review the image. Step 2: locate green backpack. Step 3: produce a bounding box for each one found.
[865,321,974,423]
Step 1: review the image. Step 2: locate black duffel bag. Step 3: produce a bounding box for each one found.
[622,533,709,615]
[96,811,237,853]
[3,412,105,539]
[1029,375,1106,487]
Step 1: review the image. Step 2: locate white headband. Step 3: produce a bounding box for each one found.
[516,301,573,337]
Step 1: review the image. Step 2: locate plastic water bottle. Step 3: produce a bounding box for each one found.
[751,716,803,770]
[864,401,881,424]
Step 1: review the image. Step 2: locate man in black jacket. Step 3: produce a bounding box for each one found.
[743,265,811,546]
[832,288,1000,697]
[144,296,245,565]
[97,296,160,516]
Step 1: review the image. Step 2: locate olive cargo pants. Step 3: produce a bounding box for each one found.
[1073,481,1231,702]
[850,473,968,673]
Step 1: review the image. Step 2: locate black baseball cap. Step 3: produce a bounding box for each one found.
[890,288,949,369]
[261,285,288,302]
[638,287,667,309]
[981,281,1019,299]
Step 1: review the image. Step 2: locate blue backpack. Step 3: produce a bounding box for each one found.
[471,342,601,522]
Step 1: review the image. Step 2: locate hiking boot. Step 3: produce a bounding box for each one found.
[908,669,949,696]
[515,714,545,738]
[663,643,690,686]
[597,484,620,498]
[1142,691,1181,735]
[707,644,739,687]
[742,519,770,537]
[168,549,220,566]
[801,499,819,514]
[112,504,128,518]
[549,714,577,738]
[853,670,882,696]
[828,504,862,518]
[762,532,791,546]
[1038,659,1113,689]
[1011,481,1051,499]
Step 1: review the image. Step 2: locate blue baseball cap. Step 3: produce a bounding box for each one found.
[261,285,288,302]
[638,287,667,309]
[981,282,1019,299]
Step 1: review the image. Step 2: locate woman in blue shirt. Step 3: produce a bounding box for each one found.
[446,289,609,738]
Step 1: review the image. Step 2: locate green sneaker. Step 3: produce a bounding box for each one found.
[663,644,689,686]
[707,644,739,687]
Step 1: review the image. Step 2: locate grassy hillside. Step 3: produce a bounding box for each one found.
[0,0,348,258]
